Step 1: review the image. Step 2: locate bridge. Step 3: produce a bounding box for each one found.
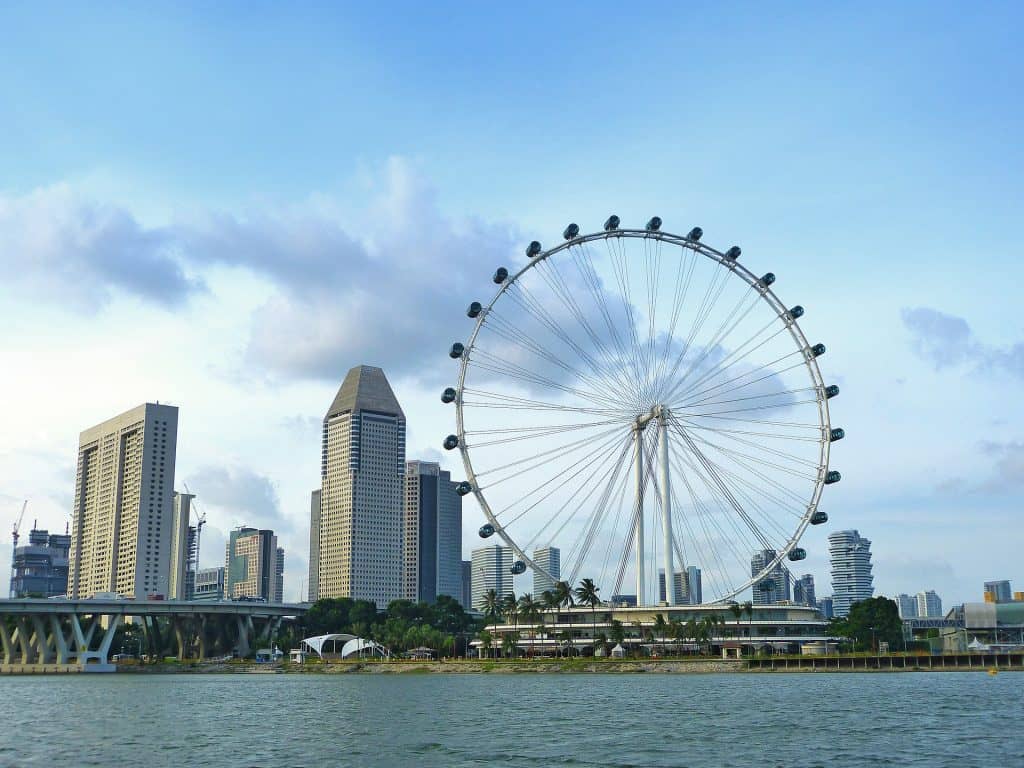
[0,598,307,672]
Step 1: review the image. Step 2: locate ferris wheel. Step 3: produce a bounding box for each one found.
[442,217,842,606]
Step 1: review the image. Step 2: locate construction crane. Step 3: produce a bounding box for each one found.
[10,500,27,598]
[183,484,206,598]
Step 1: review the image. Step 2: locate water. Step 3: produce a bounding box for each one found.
[0,672,1021,767]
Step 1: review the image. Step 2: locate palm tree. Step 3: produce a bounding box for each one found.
[517,593,541,657]
[728,603,743,639]
[609,619,625,651]
[684,618,699,655]
[743,601,754,647]
[483,589,500,642]
[478,629,493,659]
[541,590,560,652]
[652,613,669,653]
[502,592,518,658]
[574,578,601,655]
[669,619,684,655]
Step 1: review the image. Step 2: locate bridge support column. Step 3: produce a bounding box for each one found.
[172,616,187,661]
[234,615,252,658]
[196,616,208,661]
[31,616,54,664]
[14,618,36,664]
[50,615,70,664]
[0,621,13,665]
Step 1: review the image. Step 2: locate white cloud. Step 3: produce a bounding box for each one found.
[902,306,1024,378]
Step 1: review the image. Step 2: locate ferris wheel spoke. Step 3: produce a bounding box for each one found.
[592,454,634,589]
[680,385,818,412]
[469,352,625,410]
[648,243,700,401]
[460,387,630,417]
[677,417,823,470]
[465,419,624,450]
[605,235,650,401]
[675,421,822,481]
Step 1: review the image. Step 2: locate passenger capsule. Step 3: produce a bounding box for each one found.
[478,524,495,538]
[456,481,473,496]
[604,215,620,231]
[467,301,482,318]
[829,428,845,442]
[441,387,457,404]
[687,227,703,241]
[510,561,527,575]
[810,510,829,525]
[449,343,465,359]
[493,267,509,284]
[646,216,662,232]
[725,246,742,260]
[443,434,459,450]
[760,272,776,287]
[563,223,580,240]
[788,548,807,562]
[825,385,840,399]
[824,471,841,485]
[810,343,826,358]
[526,240,542,258]
[788,305,805,320]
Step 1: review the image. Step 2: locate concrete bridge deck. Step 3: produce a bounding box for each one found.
[0,599,308,672]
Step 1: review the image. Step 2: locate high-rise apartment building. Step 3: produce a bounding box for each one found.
[318,365,406,605]
[984,580,1012,603]
[225,527,280,601]
[10,527,71,598]
[532,546,561,597]
[193,566,225,601]
[68,403,178,599]
[829,529,874,617]
[916,590,942,618]
[168,491,196,600]
[307,489,321,602]
[816,596,834,619]
[275,547,285,603]
[894,593,918,618]
[403,460,463,604]
[686,566,703,605]
[470,545,513,611]
[794,574,816,607]
[658,569,685,604]
[751,549,791,604]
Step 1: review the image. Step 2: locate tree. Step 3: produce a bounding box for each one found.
[652,613,669,652]
[728,603,743,639]
[742,601,754,640]
[478,629,493,658]
[574,578,601,654]
[541,589,560,648]
[502,592,519,658]
[829,597,902,652]
[517,593,541,656]
[609,619,625,650]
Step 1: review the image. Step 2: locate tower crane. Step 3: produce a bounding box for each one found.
[183,484,206,598]
[10,500,27,598]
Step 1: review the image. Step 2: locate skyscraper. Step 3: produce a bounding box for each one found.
[10,526,71,598]
[829,529,874,617]
[403,460,463,604]
[275,547,285,603]
[168,491,196,600]
[816,596,834,619]
[470,545,513,611]
[657,570,685,603]
[916,590,942,618]
[307,489,320,602]
[894,593,918,618]
[69,403,179,599]
[686,565,703,605]
[225,527,279,601]
[318,365,406,604]
[532,546,561,596]
[794,574,816,607]
[751,548,791,604]
[461,560,472,610]
[984,580,1012,603]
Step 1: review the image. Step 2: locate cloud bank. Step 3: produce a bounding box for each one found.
[902,306,1024,379]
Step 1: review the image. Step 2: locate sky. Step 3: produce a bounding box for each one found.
[0,2,1021,606]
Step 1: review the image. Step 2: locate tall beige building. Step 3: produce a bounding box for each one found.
[68,403,179,599]
[317,365,405,605]
[168,491,195,600]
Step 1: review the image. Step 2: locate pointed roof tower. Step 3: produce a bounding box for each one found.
[325,365,404,421]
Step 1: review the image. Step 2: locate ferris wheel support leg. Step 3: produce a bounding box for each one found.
[659,408,674,606]
[633,423,645,608]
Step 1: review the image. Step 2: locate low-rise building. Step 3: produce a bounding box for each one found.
[194,566,225,601]
[10,527,71,598]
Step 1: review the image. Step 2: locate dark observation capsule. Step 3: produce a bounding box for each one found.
[526,240,542,258]
[788,305,805,320]
[825,385,840,399]
[760,272,776,287]
[725,246,742,260]
[478,524,495,538]
[493,267,509,284]
[563,223,580,240]
[646,216,662,232]
[510,561,527,575]
[449,342,465,359]
[441,387,457,404]
[788,548,807,561]
[604,215,620,231]
[824,471,842,485]
[810,343,826,357]
[829,428,845,442]
[687,227,703,241]
[443,435,459,450]
[810,510,829,525]
[467,301,482,318]
[456,481,473,496]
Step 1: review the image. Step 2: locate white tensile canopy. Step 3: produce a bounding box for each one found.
[300,634,390,659]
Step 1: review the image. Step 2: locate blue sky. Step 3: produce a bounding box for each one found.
[1,3,1021,605]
